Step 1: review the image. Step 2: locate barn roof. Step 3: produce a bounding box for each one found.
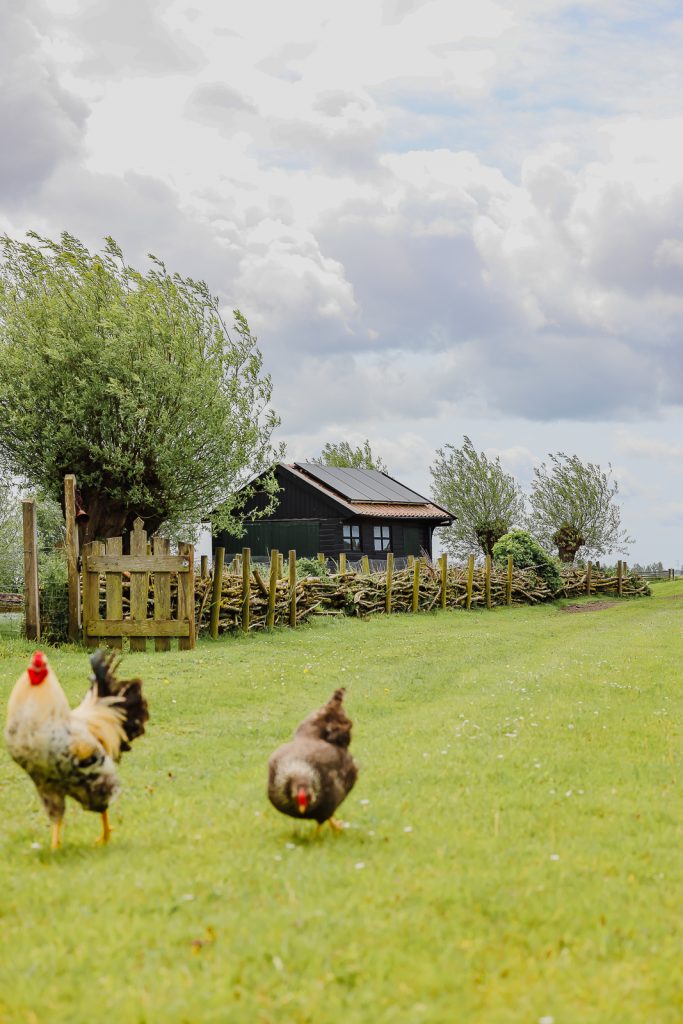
[284,463,453,523]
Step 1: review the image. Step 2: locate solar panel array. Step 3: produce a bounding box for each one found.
[295,463,427,504]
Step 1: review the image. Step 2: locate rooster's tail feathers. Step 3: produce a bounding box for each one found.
[88,649,149,754]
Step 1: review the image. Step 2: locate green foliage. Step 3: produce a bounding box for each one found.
[0,477,22,590]
[493,529,562,594]
[0,231,283,543]
[529,452,632,562]
[0,589,681,1021]
[296,556,328,579]
[38,548,69,644]
[430,436,526,558]
[313,439,388,472]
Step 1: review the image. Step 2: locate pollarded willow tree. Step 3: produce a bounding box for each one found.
[528,452,632,563]
[0,232,282,544]
[429,436,526,559]
[312,439,388,473]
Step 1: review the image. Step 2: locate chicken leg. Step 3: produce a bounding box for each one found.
[51,820,63,851]
[96,810,112,845]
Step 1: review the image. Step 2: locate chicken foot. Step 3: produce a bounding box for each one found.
[51,820,63,851]
[95,810,112,845]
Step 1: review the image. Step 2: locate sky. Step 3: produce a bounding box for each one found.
[2,0,682,566]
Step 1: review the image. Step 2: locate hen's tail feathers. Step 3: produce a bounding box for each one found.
[89,649,149,753]
[295,686,353,748]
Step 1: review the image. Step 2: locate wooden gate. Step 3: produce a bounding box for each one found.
[82,518,195,651]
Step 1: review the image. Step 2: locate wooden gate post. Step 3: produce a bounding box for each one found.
[210,547,225,640]
[385,552,394,614]
[440,553,448,610]
[466,554,475,610]
[288,550,297,627]
[22,499,40,642]
[178,542,195,650]
[64,475,81,643]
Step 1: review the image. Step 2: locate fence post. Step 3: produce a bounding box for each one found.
[361,555,369,574]
[506,555,513,607]
[129,518,148,653]
[242,547,251,634]
[178,542,195,650]
[440,553,448,609]
[200,555,209,579]
[267,549,279,629]
[278,552,284,578]
[105,536,123,651]
[408,554,414,568]
[485,554,492,609]
[151,536,171,652]
[412,558,420,612]
[22,499,40,642]
[63,475,81,643]
[289,550,297,627]
[385,552,394,614]
[617,559,623,597]
[339,552,347,574]
[210,546,225,640]
[586,561,592,595]
[466,553,475,610]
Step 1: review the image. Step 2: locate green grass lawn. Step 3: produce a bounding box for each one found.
[1,585,681,1023]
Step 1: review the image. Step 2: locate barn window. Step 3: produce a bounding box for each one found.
[343,524,361,551]
[373,524,391,551]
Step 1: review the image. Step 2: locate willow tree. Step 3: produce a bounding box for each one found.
[528,452,632,563]
[429,436,525,558]
[313,439,388,472]
[0,232,281,544]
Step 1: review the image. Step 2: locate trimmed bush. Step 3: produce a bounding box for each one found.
[493,529,562,595]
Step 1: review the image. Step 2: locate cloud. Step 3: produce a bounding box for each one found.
[0,8,87,201]
[614,430,683,460]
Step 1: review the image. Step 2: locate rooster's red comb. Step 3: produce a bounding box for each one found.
[28,650,48,685]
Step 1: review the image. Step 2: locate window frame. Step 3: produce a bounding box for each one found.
[373,523,391,552]
[342,523,361,551]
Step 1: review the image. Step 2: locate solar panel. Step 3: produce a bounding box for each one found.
[295,463,427,504]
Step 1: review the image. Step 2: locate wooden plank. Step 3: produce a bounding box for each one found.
[105,536,123,650]
[466,554,475,610]
[485,554,492,609]
[153,536,171,652]
[252,567,268,597]
[506,555,513,607]
[289,549,297,627]
[22,500,40,642]
[242,547,251,634]
[84,540,105,648]
[210,546,225,640]
[267,549,278,630]
[412,558,420,612]
[440,553,448,609]
[385,551,394,614]
[87,619,189,638]
[178,542,195,650]
[87,555,189,572]
[129,517,148,653]
[64,475,81,643]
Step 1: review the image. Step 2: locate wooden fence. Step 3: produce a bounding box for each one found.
[81,517,195,650]
[194,549,652,637]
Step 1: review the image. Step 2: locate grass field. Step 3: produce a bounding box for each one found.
[1,584,681,1023]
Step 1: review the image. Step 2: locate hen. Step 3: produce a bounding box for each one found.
[5,649,148,849]
[267,687,358,831]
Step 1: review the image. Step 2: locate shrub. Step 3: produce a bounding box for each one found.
[296,556,328,580]
[493,530,562,595]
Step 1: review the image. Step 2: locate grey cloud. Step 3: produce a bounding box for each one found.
[257,41,316,82]
[0,10,87,201]
[67,0,202,77]
[186,82,256,121]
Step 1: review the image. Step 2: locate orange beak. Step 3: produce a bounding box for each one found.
[296,787,308,814]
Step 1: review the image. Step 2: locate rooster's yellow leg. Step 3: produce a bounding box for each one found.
[51,820,63,851]
[328,817,344,833]
[96,810,112,846]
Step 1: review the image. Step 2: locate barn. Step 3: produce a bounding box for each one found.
[214,462,454,563]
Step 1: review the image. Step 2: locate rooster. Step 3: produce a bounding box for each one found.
[267,687,358,832]
[5,649,148,850]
